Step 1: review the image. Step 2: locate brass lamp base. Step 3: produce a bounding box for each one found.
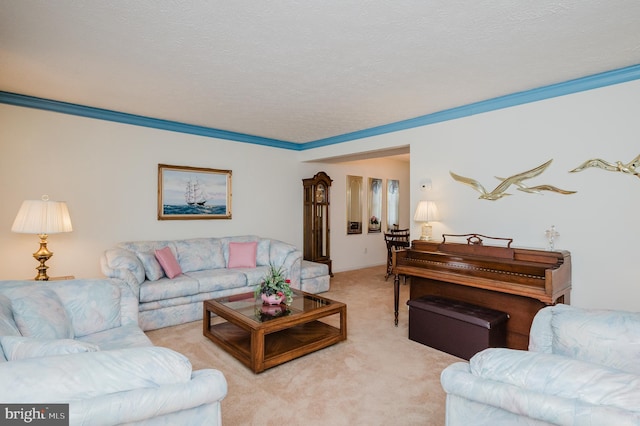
[32,234,52,281]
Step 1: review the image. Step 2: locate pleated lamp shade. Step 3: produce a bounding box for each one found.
[12,196,73,235]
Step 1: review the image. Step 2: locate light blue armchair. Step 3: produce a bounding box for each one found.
[0,278,227,425]
[441,303,640,425]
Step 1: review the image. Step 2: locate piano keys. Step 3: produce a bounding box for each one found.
[392,234,571,350]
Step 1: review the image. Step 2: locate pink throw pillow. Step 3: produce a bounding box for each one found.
[154,247,182,279]
[228,241,257,268]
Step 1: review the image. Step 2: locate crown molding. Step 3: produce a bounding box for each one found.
[303,64,640,149]
[0,92,299,150]
[2,64,639,151]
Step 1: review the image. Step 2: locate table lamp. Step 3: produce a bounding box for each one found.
[413,200,439,241]
[11,195,73,280]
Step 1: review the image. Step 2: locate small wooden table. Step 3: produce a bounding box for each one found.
[203,290,347,373]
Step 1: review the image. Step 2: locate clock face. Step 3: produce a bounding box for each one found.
[315,185,326,203]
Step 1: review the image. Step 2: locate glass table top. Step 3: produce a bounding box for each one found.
[214,291,334,323]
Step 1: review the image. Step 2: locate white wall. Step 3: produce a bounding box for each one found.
[0,104,409,279]
[304,79,640,311]
[0,104,304,279]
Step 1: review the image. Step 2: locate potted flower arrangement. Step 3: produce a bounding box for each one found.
[254,264,294,306]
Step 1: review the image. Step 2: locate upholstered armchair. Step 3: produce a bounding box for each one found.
[441,303,640,425]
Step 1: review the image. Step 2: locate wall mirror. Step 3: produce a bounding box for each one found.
[368,177,382,233]
[386,179,399,230]
[346,175,362,234]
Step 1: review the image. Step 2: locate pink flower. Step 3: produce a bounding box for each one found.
[277,291,283,297]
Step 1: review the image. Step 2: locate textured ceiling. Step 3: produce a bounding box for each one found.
[2,1,640,143]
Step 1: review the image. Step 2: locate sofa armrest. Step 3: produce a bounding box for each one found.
[70,369,227,425]
[114,280,140,326]
[441,360,640,426]
[269,240,302,288]
[527,305,554,353]
[529,304,640,375]
[469,348,640,414]
[101,248,144,297]
[0,346,192,403]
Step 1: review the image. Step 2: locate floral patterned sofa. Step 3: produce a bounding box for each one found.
[441,304,640,425]
[101,235,307,330]
[0,278,227,425]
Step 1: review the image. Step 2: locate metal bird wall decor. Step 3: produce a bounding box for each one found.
[450,159,576,201]
[569,154,640,179]
[494,178,577,195]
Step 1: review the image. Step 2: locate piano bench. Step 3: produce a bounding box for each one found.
[407,296,508,360]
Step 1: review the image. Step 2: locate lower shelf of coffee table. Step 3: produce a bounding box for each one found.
[206,320,344,372]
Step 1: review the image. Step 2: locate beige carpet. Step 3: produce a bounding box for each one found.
[146,265,462,425]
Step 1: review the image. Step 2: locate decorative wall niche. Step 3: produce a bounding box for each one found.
[387,179,399,230]
[346,175,363,234]
[368,177,382,233]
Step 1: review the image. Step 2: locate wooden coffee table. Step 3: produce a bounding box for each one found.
[203,290,347,373]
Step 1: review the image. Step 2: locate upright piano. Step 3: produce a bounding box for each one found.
[392,234,571,350]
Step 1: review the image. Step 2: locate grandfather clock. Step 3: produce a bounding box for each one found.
[303,171,333,276]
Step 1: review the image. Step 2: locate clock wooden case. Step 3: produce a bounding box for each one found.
[302,171,333,276]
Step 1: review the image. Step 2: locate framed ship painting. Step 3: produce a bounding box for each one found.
[158,164,232,220]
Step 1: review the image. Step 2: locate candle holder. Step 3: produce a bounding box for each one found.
[545,225,559,251]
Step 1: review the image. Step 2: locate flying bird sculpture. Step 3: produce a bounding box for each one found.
[494,177,577,195]
[450,159,553,201]
[569,154,640,178]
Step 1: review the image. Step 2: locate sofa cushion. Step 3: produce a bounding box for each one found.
[551,304,640,375]
[174,238,226,272]
[155,247,183,279]
[240,266,270,287]
[50,279,122,337]
[187,269,248,293]
[7,286,74,339]
[0,294,20,336]
[137,251,165,281]
[228,241,257,268]
[0,346,192,403]
[269,239,297,267]
[140,275,200,303]
[256,239,271,266]
[118,240,177,255]
[0,336,99,361]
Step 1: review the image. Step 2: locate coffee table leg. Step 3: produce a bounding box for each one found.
[203,307,211,334]
[251,329,265,373]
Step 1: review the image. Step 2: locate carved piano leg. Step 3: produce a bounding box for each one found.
[394,273,400,326]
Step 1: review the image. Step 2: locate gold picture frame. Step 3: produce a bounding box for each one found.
[158,164,232,220]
